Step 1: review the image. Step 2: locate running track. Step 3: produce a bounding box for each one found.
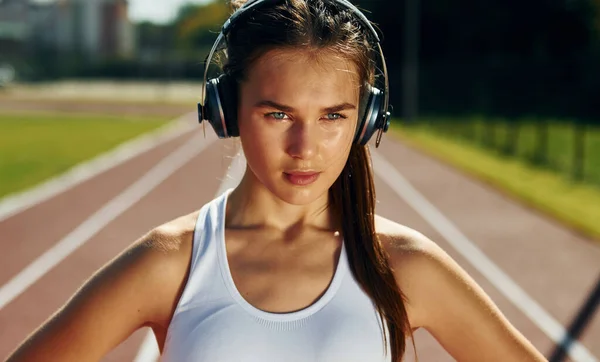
[1,111,599,362]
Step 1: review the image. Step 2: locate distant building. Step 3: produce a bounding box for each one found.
[0,0,31,63]
[0,0,135,63]
[38,0,135,60]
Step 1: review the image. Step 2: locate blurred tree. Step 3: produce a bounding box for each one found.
[131,2,230,80]
[175,2,230,55]
[59,0,600,118]
[594,0,600,35]
[137,21,176,54]
[355,0,600,121]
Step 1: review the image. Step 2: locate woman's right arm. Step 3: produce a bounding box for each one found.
[5,219,195,362]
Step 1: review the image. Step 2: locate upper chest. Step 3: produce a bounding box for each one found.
[224,229,343,314]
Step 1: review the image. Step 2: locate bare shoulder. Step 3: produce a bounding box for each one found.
[374,215,546,361]
[130,210,201,325]
[375,214,445,280]
[5,210,200,362]
[141,210,199,256]
[375,214,436,256]
[375,213,474,329]
[374,214,441,329]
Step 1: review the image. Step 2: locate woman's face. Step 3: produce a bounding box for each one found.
[238,48,361,205]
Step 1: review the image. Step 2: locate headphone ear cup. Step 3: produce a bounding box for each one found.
[203,78,227,138]
[354,85,384,145]
[202,74,238,138]
[217,74,239,137]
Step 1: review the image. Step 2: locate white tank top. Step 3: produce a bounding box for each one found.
[161,188,392,362]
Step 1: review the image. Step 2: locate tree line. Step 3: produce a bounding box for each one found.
[354,0,600,122]
[24,0,600,122]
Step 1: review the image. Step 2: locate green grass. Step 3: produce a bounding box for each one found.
[0,112,170,199]
[389,121,600,242]
[425,116,600,184]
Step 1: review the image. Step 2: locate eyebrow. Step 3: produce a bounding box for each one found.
[253,100,356,113]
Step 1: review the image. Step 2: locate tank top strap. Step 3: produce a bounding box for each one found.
[171,189,234,314]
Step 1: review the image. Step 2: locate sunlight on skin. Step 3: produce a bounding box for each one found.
[227,48,363,231]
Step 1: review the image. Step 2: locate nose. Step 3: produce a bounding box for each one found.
[285,121,318,160]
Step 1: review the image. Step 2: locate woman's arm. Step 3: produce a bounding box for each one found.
[5,219,194,362]
[378,216,548,362]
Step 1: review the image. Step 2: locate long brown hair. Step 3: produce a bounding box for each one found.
[224,0,414,360]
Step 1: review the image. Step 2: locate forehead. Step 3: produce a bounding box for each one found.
[243,48,361,101]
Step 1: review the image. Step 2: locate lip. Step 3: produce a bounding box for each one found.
[286,170,320,175]
[283,171,321,186]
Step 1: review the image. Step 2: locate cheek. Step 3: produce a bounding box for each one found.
[322,125,354,146]
[321,123,355,162]
[238,118,281,168]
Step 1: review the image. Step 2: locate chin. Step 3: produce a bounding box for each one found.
[270,179,330,206]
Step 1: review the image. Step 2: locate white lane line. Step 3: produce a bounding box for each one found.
[0,131,216,310]
[371,149,597,362]
[0,112,197,223]
[134,149,247,362]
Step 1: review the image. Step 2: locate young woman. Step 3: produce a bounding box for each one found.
[7,0,548,361]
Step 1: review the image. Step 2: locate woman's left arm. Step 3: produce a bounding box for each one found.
[387,229,548,362]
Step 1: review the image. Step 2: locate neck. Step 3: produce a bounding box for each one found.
[226,169,339,235]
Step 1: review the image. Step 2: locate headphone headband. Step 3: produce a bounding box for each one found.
[201,0,391,146]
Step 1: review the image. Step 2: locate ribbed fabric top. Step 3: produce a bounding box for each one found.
[160,188,391,362]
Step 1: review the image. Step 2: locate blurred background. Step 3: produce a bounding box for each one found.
[2,0,599,116]
[2,0,598,236]
[1,0,599,361]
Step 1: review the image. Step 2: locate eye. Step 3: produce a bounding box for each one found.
[324,113,347,121]
[266,112,289,120]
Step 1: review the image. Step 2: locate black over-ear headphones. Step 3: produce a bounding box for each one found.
[198,0,391,147]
